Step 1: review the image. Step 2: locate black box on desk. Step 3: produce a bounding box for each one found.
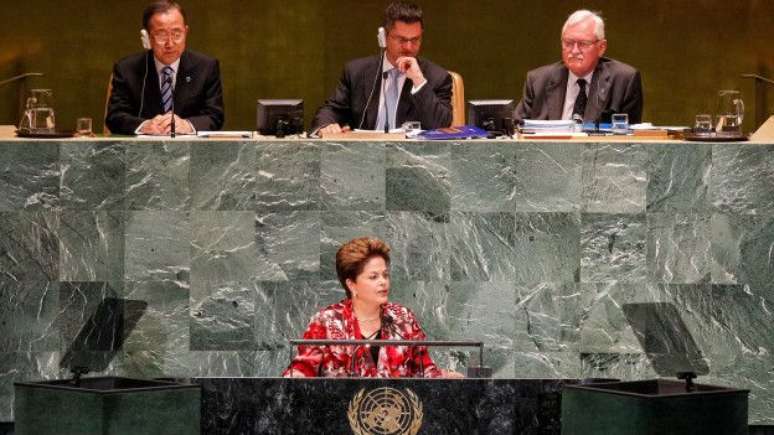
[14,377,200,435]
[561,379,748,435]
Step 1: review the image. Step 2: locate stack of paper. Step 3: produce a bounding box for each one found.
[522,120,577,133]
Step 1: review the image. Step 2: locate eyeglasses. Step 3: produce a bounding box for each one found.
[389,35,422,45]
[561,39,599,50]
[150,30,185,44]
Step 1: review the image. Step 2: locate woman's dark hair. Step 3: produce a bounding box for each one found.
[143,0,186,30]
[336,237,391,298]
[383,1,423,30]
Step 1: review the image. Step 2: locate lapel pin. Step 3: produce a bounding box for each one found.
[185,76,191,83]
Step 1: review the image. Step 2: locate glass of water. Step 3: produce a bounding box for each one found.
[694,114,713,133]
[76,117,93,137]
[401,121,422,137]
[611,113,629,135]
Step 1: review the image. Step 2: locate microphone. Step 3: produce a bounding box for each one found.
[169,77,176,138]
[382,71,389,133]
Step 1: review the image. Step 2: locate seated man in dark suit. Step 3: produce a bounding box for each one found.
[312,1,452,135]
[106,0,224,135]
[514,10,643,124]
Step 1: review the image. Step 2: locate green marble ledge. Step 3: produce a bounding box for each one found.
[0,138,772,424]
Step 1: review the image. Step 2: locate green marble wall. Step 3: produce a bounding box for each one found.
[0,138,772,425]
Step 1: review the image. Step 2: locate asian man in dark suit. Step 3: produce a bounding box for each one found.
[312,1,452,135]
[106,0,224,135]
[514,10,643,124]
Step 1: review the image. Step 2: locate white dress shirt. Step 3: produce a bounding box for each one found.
[375,53,427,130]
[135,56,195,134]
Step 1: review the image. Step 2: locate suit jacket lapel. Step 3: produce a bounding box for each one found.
[174,51,191,110]
[546,64,568,120]
[587,59,611,122]
[143,52,163,117]
[362,56,383,129]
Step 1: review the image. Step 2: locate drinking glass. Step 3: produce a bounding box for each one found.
[611,113,629,134]
[76,117,93,137]
[694,114,713,132]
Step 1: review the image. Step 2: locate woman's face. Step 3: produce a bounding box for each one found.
[348,256,390,306]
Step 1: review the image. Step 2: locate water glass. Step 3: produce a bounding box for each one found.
[694,114,713,132]
[611,113,629,134]
[76,117,93,137]
[401,121,422,137]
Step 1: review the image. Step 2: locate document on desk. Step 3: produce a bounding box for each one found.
[197,131,253,138]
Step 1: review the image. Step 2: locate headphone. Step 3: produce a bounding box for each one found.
[138,29,151,117]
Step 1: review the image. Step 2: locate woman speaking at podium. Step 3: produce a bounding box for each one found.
[283,237,462,378]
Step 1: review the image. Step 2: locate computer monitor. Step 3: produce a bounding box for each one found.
[256,99,304,137]
[467,99,515,136]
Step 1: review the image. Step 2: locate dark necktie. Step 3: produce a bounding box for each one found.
[572,78,587,120]
[161,66,174,113]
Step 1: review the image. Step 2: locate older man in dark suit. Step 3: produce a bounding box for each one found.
[106,0,224,135]
[514,10,643,124]
[312,1,452,135]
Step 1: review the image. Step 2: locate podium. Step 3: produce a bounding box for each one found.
[195,377,572,434]
[561,303,749,435]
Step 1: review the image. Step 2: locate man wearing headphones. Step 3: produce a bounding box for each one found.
[106,0,224,135]
[312,1,452,136]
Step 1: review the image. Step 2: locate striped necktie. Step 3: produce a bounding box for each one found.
[161,66,174,113]
[386,68,400,130]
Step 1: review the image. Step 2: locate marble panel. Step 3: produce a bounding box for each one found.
[320,210,386,281]
[190,280,257,351]
[385,211,450,282]
[647,212,711,284]
[255,211,320,281]
[580,213,648,283]
[646,142,710,212]
[711,143,774,215]
[513,212,580,284]
[448,212,517,282]
[121,280,189,353]
[511,142,582,212]
[450,142,518,212]
[58,210,124,282]
[711,213,774,288]
[581,142,648,213]
[124,210,190,283]
[0,211,59,283]
[125,141,190,210]
[191,211,257,285]
[60,141,125,210]
[0,281,59,353]
[320,142,385,210]
[0,142,58,211]
[385,141,450,215]
[191,141,256,210]
[514,282,583,354]
[255,142,320,211]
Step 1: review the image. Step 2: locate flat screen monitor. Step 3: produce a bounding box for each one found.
[467,99,515,136]
[256,99,304,137]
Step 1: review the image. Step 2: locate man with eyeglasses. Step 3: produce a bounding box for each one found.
[514,10,643,124]
[106,0,224,135]
[312,1,452,136]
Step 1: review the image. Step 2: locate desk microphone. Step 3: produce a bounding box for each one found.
[169,82,176,138]
[382,71,390,133]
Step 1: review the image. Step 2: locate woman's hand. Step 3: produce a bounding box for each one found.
[440,369,465,379]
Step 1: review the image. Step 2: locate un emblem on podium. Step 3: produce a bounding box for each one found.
[347,387,423,435]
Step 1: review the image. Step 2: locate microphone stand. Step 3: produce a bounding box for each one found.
[167,75,176,138]
[382,71,390,133]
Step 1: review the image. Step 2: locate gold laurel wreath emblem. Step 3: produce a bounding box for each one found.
[347,387,423,435]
